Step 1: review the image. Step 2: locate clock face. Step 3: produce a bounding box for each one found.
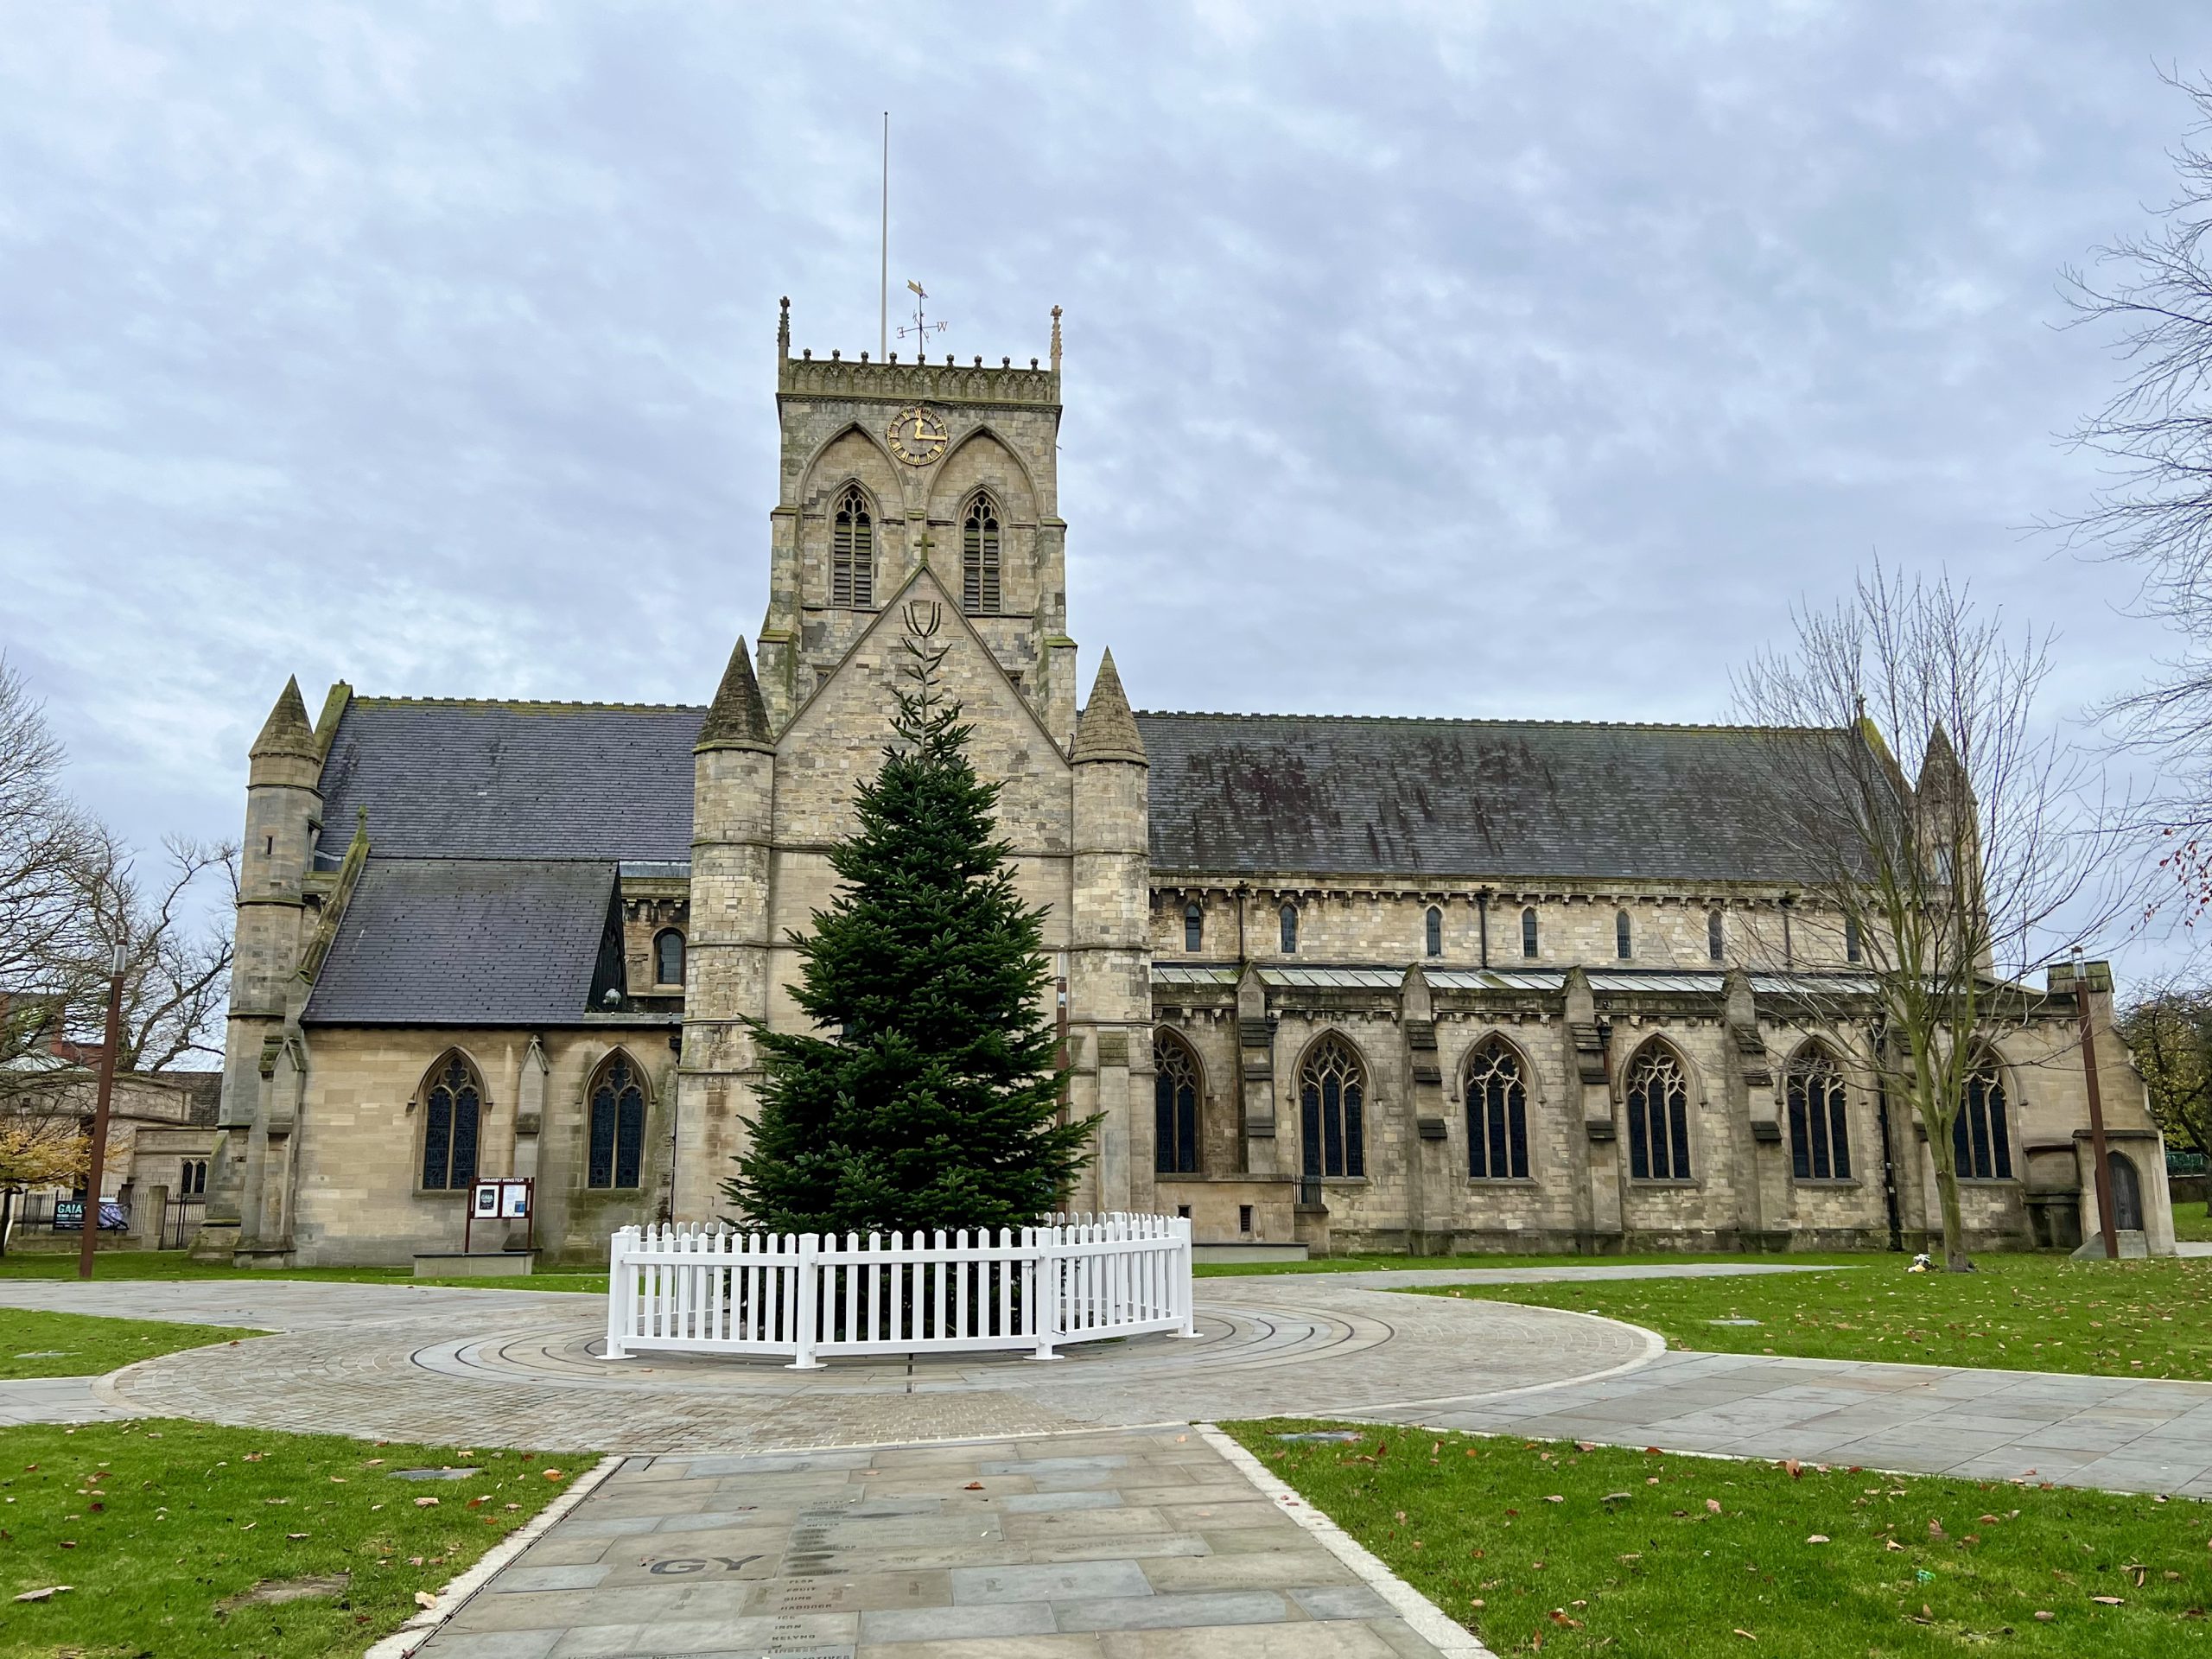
[887,405,949,465]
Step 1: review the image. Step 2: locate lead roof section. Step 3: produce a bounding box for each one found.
[315,699,706,865]
[1135,713,1864,881]
[306,857,624,1026]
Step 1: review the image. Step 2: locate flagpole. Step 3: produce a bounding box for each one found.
[880,112,889,361]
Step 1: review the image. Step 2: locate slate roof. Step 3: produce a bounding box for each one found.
[315,699,704,865]
[1134,713,1860,882]
[305,858,621,1025]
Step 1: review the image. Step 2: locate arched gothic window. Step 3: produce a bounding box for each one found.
[1154,1030,1201,1175]
[1521,906,1539,958]
[1707,909,1725,962]
[1465,1038,1529,1179]
[1183,901,1204,953]
[1625,1044,1692,1181]
[1615,910,1633,959]
[831,484,874,608]
[1280,903,1299,954]
[1845,916,1863,963]
[1425,906,1443,958]
[1787,1046,1851,1180]
[588,1051,648,1191]
[1954,1058,2013,1180]
[962,491,1001,614]
[1300,1034,1365,1179]
[420,1051,483,1191]
[653,928,684,988]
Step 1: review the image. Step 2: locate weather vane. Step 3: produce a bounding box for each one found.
[897,279,950,353]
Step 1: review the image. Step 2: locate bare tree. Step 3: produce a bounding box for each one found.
[2116,978,2212,1216]
[2052,69,2212,904]
[1733,567,2124,1270]
[71,834,238,1071]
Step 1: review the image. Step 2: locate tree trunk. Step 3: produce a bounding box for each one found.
[0,1189,13,1258]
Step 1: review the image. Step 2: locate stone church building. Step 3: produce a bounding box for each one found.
[198,302,2174,1268]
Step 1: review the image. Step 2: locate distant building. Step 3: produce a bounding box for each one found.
[3,1068,216,1251]
[197,303,2171,1266]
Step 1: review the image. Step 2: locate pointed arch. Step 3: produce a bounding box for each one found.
[793,417,903,500]
[960,488,1002,614]
[1296,1030,1367,1179]
[416,1048,485,1192]
[1183,900,1204,953]
[1784,1039,1852,1181]
[1464,1033,1530,1179]
[1955,1047,2014,1180]
[1622,1037,1693,1181]
[586,1047,652,1191]
[830,481,877,608]
[1153,1027,1203,1175]
[1425,905,1444,958]
[652,927,684,988]
[927,420,1042,516]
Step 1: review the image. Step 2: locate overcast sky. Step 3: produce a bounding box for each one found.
[2,2,2206,954]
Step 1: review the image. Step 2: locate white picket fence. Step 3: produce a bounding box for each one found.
[604,1212,1196,1368]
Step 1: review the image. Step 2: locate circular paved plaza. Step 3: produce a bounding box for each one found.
[63,1273,1659,1452]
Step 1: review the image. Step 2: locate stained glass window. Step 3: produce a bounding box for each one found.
[1787,1047,1851,1180]
[421,1052,482,1191]
[1625,1045,1692,1180]
[1465,1038,1529,1179]
[588,1052,647,1190]
[1300,1034,1365,1179]
[1154,1031,1201,1175]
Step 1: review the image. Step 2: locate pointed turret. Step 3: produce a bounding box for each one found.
[251,677,319,761]
[1917,723,1969,798]
[696,638,774,753]
[1071,650,1146,765]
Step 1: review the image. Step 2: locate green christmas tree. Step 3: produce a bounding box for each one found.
[725,610,1096,1235]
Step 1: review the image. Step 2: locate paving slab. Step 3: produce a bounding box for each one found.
[414,1427,1465,1657]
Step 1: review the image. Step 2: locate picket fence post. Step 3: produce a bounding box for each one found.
[789,1232,823,1370]
[605,1226,636,1359]
[1174,1215,1199,1338]
[1030,1223,1063,1362]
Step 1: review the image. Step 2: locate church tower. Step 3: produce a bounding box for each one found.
[676,300,1149,1219]
[753,299,1078,747]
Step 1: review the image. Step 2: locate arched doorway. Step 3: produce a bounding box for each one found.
[2106,1150,2145,1232]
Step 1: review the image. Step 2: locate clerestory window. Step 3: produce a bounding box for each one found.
[1184,901,1204,953]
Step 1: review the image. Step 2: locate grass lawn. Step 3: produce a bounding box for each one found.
[1193,1250,1868,1279]
[1407,1254,2212,1380]
[0,1308,257,1379]
[0,1252,608,1294]
[1228,1420,2212,1656]
[0,1419,579,1659]
[2175,1199,2212,1244]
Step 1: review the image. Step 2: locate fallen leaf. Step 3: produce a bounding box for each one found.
[1783,1459,1802,1479]
[1806,1535,1830,1545]
[1706,1499,1723,1515]
[963,1482,984,1491]
[414,1591,437,1609]
[1544,1495,1564,1503]
[414,1497,439,1509]
[1733,1630,1756,1641]
[287,1532,308,1540]
[2092,1596,2125,1605]
[2034,1611,2055,1622]
[12,1586,69,1602]
[543,1470,564,1481]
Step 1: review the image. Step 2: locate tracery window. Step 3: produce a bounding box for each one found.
[831,484,874,608]
[1616,910,1633,959]
[1465,1038,1529,1179]
[1954,1058,2013,1180]
[1787,1046,1851,1180]
[653,928,684,987]
[1154,1030,1201,1175]
[1280,903,1299,954]
[1624,1044,1692,1181]
[1521,906,1539,958]
[1299,1034,1366,1179]
[588,1051,647,1191]
[1425,906,1443,958]
[1707,909,1725,962]
[962,491,1001,614]
[1183,901,1204,952]
[420,1052,483,1191]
